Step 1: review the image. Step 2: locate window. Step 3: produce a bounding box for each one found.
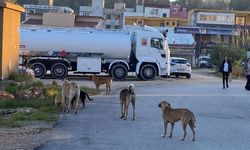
[166,22,169,25]
[151,38,164,50]
[163,13,167,18]
[236,16,245,25]
[106,25,111,29]
[171,59,187,64]
[106,14,111,19]
[172,22,176,26]
[172,8,177,14]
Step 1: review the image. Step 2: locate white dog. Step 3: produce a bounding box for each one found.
[61,79,80,114]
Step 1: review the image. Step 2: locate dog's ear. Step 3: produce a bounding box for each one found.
[167,103,171,107]
[158,103,161,108]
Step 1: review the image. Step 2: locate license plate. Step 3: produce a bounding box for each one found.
[177,69,185,71]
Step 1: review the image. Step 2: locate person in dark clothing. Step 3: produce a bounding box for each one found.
[219,56,232,89]
[245,58,250,91]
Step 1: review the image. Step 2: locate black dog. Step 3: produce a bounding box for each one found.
[72,90,93,109]
[79,90,93,108]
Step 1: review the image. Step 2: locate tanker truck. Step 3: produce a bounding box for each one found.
[19,26,170,80]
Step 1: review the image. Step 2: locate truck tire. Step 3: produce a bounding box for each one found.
[140,64,157,80]
[30,62,47,78]
[110,64,128,80]
[51,63,68,79]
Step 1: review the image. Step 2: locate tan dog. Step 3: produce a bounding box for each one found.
[89,75,112,94]
[158,101,196,141]
[61,79,80,114]
[119,84,136,120]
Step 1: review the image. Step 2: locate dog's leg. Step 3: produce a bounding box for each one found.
[120,103,124,119]
[132,100,135,121]
[96,85,99,93]
[108,84,111,93]
[62,96,66,115]
[123,102,129,120]
[189,122,195,141]
[82,98,85,109]
[169,123,174,138]
[105,84,108,94]
[180,122,187,141]
[161,121,168,138]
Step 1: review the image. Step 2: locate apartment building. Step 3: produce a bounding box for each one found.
[176,8,250,57]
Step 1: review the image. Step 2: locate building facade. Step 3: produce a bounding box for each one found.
[176,8,250,57]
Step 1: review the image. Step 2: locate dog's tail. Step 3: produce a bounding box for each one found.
[191,114,196,128]
[86,93,93,101]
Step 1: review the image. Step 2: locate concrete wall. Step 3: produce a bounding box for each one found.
[43,13,75,27]
[0,2,24,80]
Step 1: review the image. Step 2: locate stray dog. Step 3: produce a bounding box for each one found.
[89,75,112,94]
[55,90,93,108]
[119,84,136,120]
[158,101,196,141]
[61,78,80,114]
[77,90,93,108]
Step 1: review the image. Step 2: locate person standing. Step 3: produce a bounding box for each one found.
[245,58,250,91]
[219,56,232,89]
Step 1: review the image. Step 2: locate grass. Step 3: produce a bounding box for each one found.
[0,98,60,127]
[0,106,60,127]
[0,98,53,109]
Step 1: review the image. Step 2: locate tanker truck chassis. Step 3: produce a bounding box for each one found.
[20,27,170,81]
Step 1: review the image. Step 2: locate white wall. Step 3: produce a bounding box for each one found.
[144,7,170,18]
[196,12,235,25]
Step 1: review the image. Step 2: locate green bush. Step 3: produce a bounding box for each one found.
[4,83,21,94]
[9,71,30,82]
[209,45,246,77]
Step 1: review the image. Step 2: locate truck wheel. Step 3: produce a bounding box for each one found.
[140,64,156,80]
[30,62,47,78]
[51,63,68,79]
[110,64,128,80]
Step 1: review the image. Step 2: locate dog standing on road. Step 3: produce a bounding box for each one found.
[119,84,136,120]
[89,75,112,94]
[61,79,80,114]
[78,90,93,108]
[158,101,196,141]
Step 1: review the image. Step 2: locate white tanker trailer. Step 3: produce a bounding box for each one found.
[20,27,170,80]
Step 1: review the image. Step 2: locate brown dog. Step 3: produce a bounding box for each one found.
[61,79,80,114]
[119,84,136,120]
[89,75,112,94]
[158,101,196,141]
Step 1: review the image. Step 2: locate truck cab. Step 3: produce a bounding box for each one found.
[132,29,169,80]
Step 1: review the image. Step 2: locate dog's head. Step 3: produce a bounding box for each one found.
[128,84,135,94]
[158,101,171,110]
[89,75,96,81]
[62,78,70,85]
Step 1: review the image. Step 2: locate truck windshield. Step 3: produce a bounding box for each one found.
[151,38,164,50]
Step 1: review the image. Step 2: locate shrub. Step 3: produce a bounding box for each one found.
[210,45,246,77]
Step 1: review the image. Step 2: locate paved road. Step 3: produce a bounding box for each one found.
[37,70,250,150]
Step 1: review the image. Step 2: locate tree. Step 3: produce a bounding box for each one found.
[210,45,246,77]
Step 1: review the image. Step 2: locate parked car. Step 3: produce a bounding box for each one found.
[197,56,213,69]
[170,57,192,79]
